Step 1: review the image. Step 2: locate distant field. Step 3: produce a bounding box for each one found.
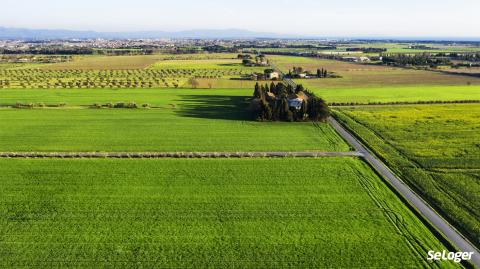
[0,158,460,268]
[311,85,480,103]
[0,89,349,152]
[269,55,480,89]
[334,104,480,246]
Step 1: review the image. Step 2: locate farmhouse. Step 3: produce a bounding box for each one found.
[288,93,307,110]
[268,71,280,80]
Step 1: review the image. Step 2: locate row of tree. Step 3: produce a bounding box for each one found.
[287,66,329,78]
[252,82,330,122]
[381,53,451,67]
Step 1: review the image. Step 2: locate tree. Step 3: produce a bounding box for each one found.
[188,77,199,89]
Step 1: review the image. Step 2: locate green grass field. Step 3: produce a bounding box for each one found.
[334,104,480,247]
[0,158,461,268]
[0,89,349,152]
[312,85,480,103]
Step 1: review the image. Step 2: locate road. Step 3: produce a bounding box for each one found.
[0,151,363,159]
[328,117,480,268]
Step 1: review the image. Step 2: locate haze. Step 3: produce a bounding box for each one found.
[1,0,479,38]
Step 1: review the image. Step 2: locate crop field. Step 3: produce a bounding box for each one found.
[314,85,480,104]
[0,157,461,268]
[0,88,349,152]
[0,69,257,89]
[40,55,166,70]
[269,55,480,89]
[334,104,480,246]
[0,54,262,89]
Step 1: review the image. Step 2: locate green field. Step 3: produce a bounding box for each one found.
[312,85,480,104]
[334,104,480,246]
[0,158,461,268]
[0,89,349,152]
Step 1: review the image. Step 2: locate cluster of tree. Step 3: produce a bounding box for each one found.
[236,44,337,50]
[409,45,437,50]
[381,53,451,67]
[202,45,237,53]
[346,47,387,53]
[0,54,71,64]
[95,49,155,56]
[252,82,330,122]
[287,67,328,78]
[241,54,268,66]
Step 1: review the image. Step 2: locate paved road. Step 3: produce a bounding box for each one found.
[0,151,363,159]
[328,117,480,268]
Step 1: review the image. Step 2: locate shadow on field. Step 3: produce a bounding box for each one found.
[175,95,252,120]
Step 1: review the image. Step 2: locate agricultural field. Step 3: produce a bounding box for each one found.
[315,85,480,104]
[40,55,165,70]
[269,55,480,89]
[0,157,462,268]
[334,104,480,247]
[0,54,262,89]
[0,88,349,152]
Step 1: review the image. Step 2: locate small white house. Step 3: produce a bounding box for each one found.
[268,71,280,80]
[288,94,306,110]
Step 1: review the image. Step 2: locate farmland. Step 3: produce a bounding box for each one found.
[334,104,480,247]
[269,55,480,89]
[0,54,261,89]
[315,85,480,104]
[0,89,349,152]
[0,157,461,268]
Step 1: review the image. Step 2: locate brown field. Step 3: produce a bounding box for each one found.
[269,55,480,89]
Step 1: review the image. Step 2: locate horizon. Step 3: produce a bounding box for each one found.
[1,0,479,38]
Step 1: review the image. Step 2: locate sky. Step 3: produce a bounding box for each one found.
[1,0,479,38]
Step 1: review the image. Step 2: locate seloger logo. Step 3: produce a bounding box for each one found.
[427,250,474,263]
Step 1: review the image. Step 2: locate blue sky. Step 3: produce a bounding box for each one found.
[1,0,479,37]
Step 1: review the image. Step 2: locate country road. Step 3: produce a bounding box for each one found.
[328,117,480,268]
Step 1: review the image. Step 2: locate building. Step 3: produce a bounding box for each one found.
[267,71,280,80]
[287,93,307,110]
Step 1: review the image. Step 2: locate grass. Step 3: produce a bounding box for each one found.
[312,85,480,103]
[0,88,349,152]
[334,104,480,247]
[269,55,480,89]
[0,157,461,268]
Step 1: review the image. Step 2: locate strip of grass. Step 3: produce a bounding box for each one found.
[311,85,480,104]
[334,104,480,247]
[0,158,460,268]
[0,89,349,152]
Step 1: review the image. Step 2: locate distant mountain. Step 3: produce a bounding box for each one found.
[0,27,288,40]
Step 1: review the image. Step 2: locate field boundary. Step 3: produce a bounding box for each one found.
[0,151,363,159]
[329,100,480,107]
